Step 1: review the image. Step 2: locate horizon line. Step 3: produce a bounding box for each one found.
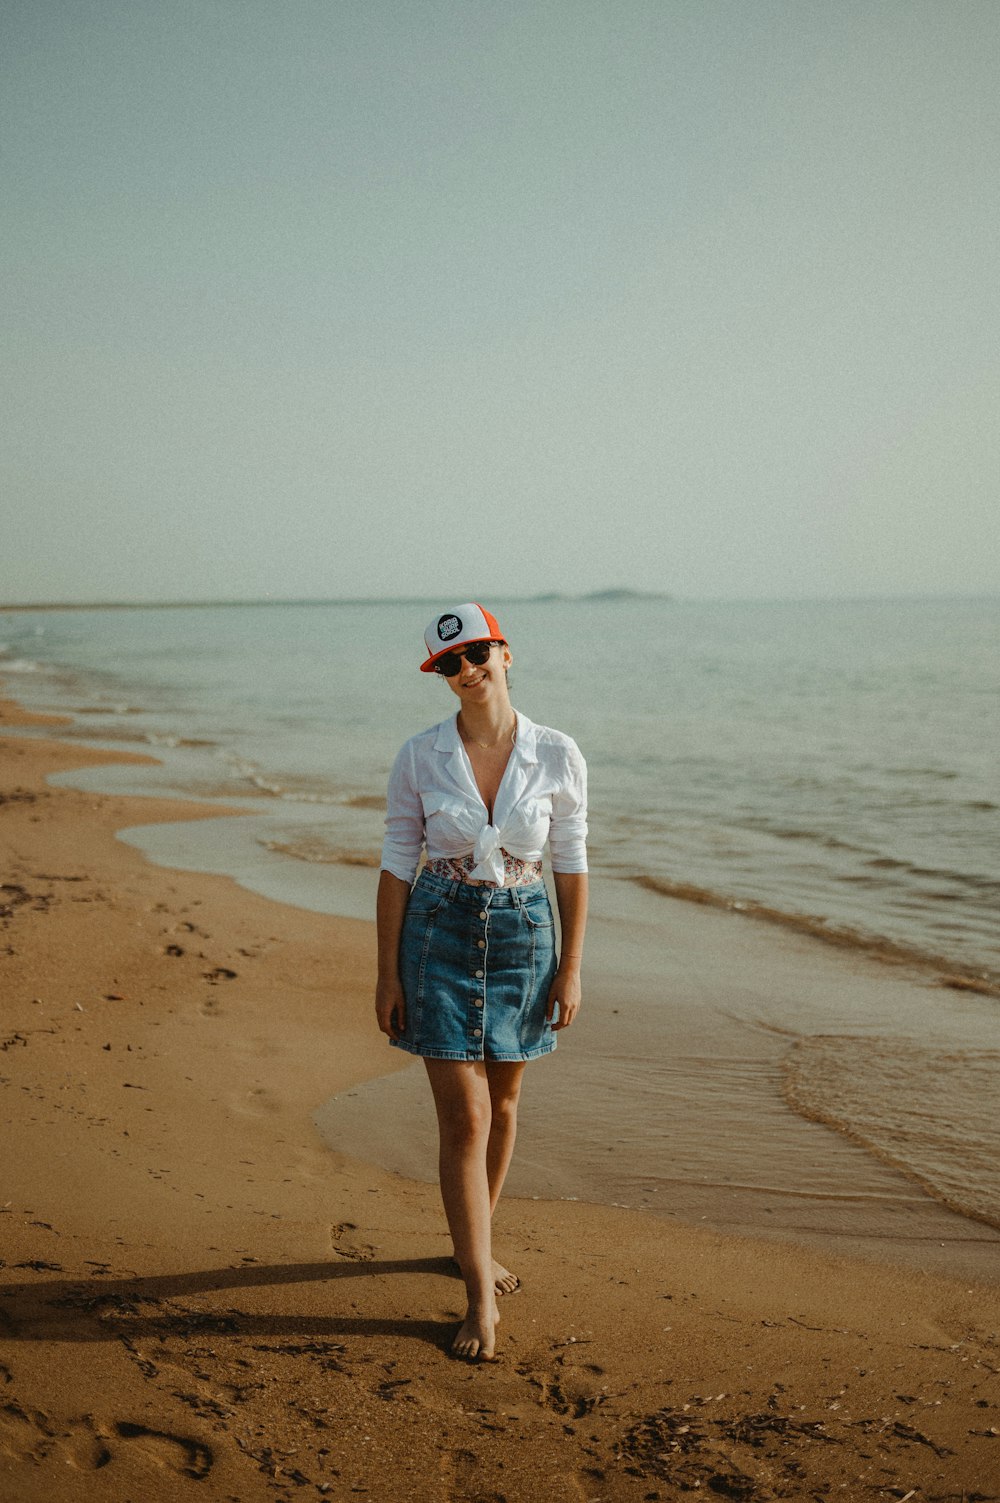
[2,590,998,613]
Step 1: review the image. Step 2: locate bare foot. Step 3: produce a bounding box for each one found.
[452,1298,500,1361]
[451,1255,521,1296]
[491,1258,520,1295]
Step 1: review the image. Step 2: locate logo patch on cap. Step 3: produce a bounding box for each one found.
[437,614,462,642]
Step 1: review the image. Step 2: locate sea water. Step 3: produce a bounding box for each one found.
[3,596,997,979]
[3,597,999,1252]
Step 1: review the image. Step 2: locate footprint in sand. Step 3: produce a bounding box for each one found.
[516,1352,612,1420]
[438,1446,482,1496]
[109,1420,213,1479]
[0,1399,61,1466]
[0,1402,110,1471]
[330,1222,377,1262]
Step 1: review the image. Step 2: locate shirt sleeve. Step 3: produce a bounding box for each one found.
[548,738,588,874]
[380,740,424,884]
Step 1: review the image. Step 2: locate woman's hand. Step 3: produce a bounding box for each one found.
[547,963,581,1030]
[375,871,411,1040]
[549,871,587,1031]
[375,975,406,1040]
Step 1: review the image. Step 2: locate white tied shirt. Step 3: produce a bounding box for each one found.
[380,711,588,886]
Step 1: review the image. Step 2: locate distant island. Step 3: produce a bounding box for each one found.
[528,588,672,603]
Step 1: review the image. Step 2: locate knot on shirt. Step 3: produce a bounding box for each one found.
[470,824,505,884]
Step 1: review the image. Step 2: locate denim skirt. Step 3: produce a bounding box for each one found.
[391,869,558,1062]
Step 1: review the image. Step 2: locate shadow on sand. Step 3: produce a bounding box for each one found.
[0,1256,461,1354]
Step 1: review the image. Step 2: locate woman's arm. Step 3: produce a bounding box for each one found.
[375,869,411,1039]
[547,870,588,1030]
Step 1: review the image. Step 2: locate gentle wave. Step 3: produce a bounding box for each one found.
[213,750,355,805]
[73,704,142,715]
[261,837,380,868]
[38,724,151,745]
[47,723,218,749]
[210,750,384,810]
[750,820,1000,864]
[0,657,42,674]
[631,874,1000,996]
[782,1036,1000,1232]
[884,766,960,780]
[144,732,218,749]
[737,821,871,854]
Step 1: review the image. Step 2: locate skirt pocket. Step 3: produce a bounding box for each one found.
[519,910,556,1051]
[397,901,443,1041]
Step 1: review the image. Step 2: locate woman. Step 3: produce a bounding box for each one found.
[375,603,588,1361]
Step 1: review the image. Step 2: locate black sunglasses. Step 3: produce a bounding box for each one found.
[434,640,499,677]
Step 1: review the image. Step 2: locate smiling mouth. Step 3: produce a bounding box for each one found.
[462,673,486,687]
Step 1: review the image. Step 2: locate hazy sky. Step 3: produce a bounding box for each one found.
[3,1,998,604]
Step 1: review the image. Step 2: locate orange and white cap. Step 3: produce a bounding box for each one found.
[420,603,506,672]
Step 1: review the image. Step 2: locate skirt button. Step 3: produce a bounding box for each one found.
[477,939,486,949]
[475,969,484,978]
[473,1027,483,1038]
[479,910,487,919]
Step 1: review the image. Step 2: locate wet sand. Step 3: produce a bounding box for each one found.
[2,700,1000,1502]
[317,873,1000,1281]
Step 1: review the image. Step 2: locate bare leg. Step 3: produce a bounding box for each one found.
[424,1059,499,1359]
[485,1060,526,1210]
[442,1060,527,1294]
[484,1061,526,1293]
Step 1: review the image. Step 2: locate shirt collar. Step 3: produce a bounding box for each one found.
[513,711,538,763]
[433,711,538,793]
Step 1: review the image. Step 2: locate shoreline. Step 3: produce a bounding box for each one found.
[7,694,1000,1261]
[632,872,1000,999]
[15,707,999,999]
[4,595,998,998]
[3,703,1000,1499]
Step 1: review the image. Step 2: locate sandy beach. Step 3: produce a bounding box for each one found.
[2,702,999,1503]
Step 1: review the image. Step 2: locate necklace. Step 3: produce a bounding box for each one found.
[459,714,517,750]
